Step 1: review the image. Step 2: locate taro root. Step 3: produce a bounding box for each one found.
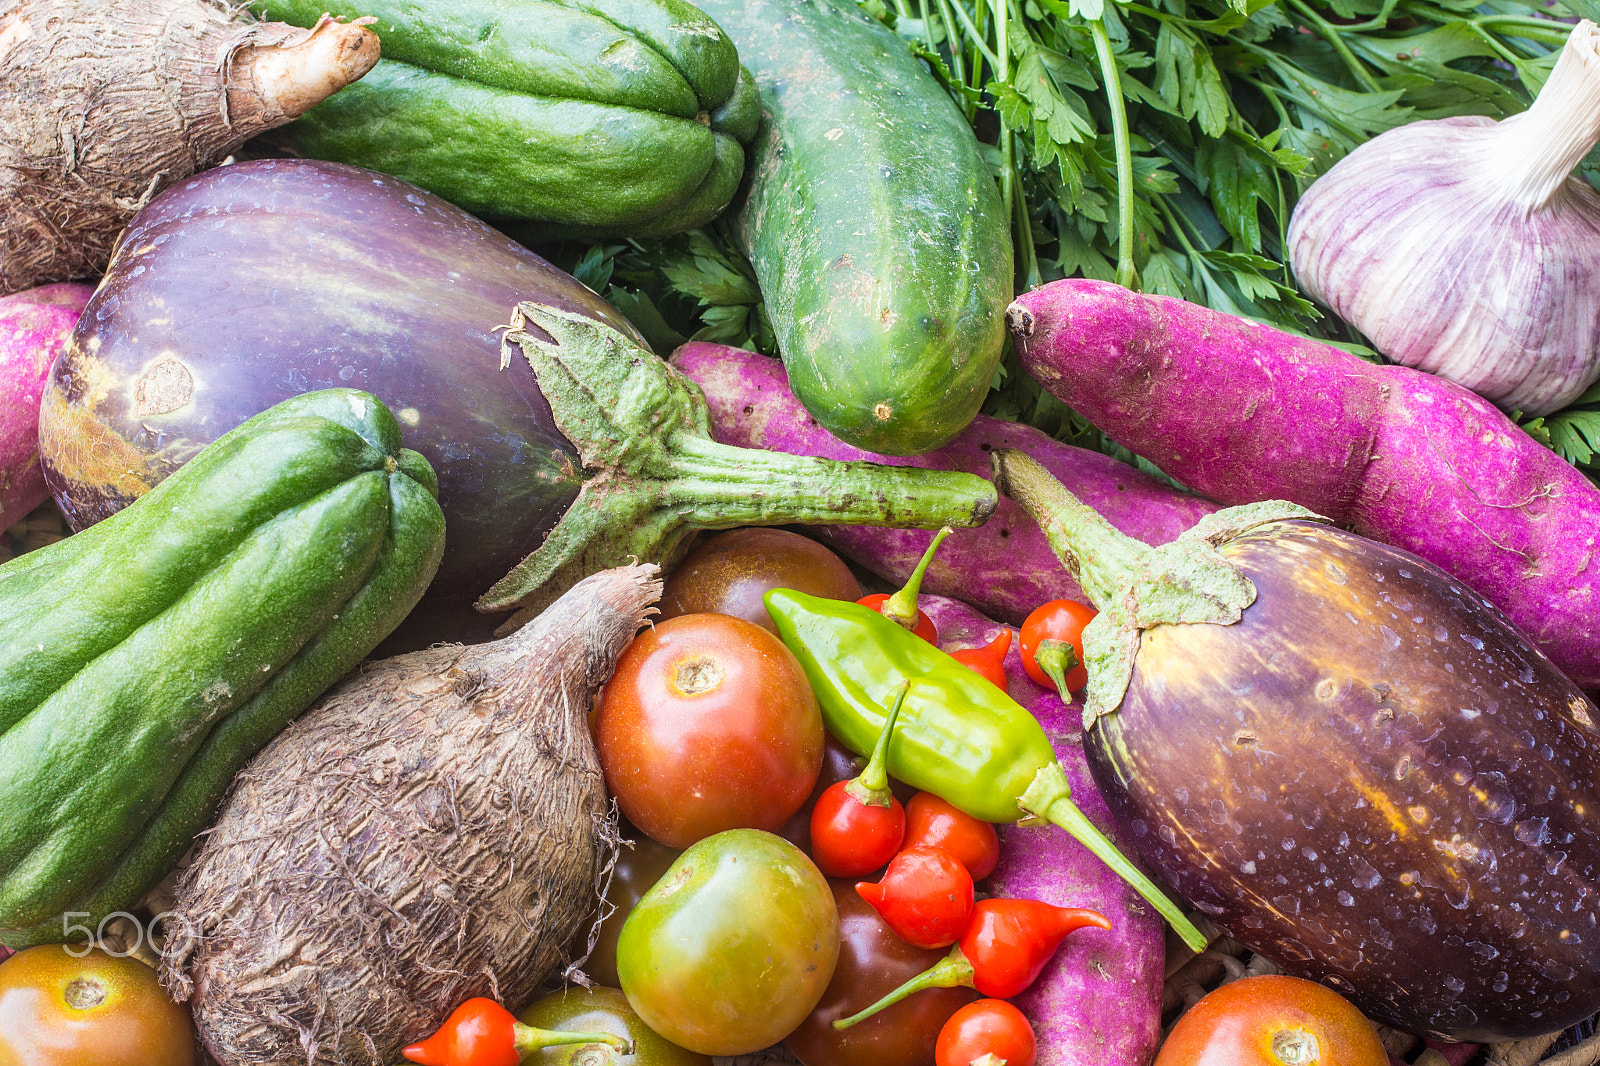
[161,564,661,1066]
[0,0,379,294]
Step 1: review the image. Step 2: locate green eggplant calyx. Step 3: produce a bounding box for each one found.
[477,305,999,629]
[1018,761,1208,953]
[831,947,974,1029]
[990,448,1321,723]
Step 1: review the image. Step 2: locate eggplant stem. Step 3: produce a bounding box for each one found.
[1019,762,1208,952]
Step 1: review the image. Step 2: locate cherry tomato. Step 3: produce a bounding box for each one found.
[856,846,974,949]
[1018,600,1097,695]
[1154,975,1389,1066]
[0,945,196,1066]
[583,830,683,988]
[660,529,860,633]
[617,830,840,1056]
[856,593,937,643]
[810,781,906,878]
[786,880,977,1066]
[518,986,711,1066]
[596,613,824,849]
[935,999,1036,1066]
[902,793,1001,882]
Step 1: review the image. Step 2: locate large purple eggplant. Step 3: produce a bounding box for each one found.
[993,447,1600,1044]
[40,160,996,628]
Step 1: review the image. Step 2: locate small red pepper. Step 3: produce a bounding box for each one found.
[935,998,1037,1066]
[902,791,1001,882]
[811,680,910,878]
[832,897,1111,1029]
[855,844,974,949]
[946,628,1012,691]
[404,997,632,1066]
[857,527,951,642]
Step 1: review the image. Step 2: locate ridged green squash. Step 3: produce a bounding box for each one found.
[254,0,757,236]
[695,0,1014,456]
[0,389,445,947]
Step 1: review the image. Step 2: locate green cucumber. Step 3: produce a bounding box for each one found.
[254,0,754,235]
[0,389,445,946]
[695,0,1013,456]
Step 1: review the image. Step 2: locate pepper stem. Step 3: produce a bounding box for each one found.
[882,527,952,629]
[1033,638,1080,697]
[478,306,998,629]
[845,679,910,807]
[1018,762,1207,953]
[832,948,975,1029]
[513,1024,633,1057]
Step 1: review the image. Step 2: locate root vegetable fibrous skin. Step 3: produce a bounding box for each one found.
[0,0,378,295]
[161,564,661,1066]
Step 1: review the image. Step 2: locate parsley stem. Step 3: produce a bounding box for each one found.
[1088,17,1137,290]
[1285,0,1381,93]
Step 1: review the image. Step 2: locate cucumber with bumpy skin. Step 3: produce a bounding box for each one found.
[697,0,1013,456]
[0,388,444,947]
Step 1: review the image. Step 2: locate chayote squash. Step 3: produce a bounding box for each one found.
[0,388,445,947]
[253,0,757,237]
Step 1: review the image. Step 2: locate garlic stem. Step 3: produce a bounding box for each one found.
[1484,19,1600,215]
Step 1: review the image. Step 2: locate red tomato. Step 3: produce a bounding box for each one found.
[1154,975,1389,1066]
[810,781,906,878]
[935,999,1036,1066]
[595,613,824,849]
[902,793,1001,882]
[1018,600,1097,695]
[0,945,196,1066]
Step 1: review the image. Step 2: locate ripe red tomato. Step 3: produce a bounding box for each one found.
[902,792,1001,882]
[1154,975,1389,1066]
[0,945,196,1066]
[856,593,937,642]
[1018,600,1097,695]
[935,999,1036,1066]
[810,781,906,878]
[595,613,824,849]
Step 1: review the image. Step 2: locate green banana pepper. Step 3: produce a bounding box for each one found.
[764,587,1207,952]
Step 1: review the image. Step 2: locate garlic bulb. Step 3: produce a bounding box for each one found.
[1287,20,1600,416]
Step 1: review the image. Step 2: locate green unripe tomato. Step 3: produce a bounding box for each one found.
[616,829,840,1056]
[517,986,710,1066]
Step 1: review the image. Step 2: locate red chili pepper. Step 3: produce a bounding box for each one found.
[935,999,1037,1066]
[811,681,910,877]
[832,898,1110,1029]
[1018,600,1097,696]
[404,997,632,1066]
[903,791,1001,882]
[855,844,974,949]
[947,628,1012,691]
[857,527,951,642]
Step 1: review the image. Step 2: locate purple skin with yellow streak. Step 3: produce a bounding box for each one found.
[920,593,1164,1066]
[1009,278,1600,688]
[670,342,1219,624]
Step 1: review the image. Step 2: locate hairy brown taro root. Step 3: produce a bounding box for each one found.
[0,0,379,295]
[160,564,661,1066]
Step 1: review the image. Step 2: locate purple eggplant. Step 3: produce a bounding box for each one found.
[993,447,1600,1044]
[39,160,997,626]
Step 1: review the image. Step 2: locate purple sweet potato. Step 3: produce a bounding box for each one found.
[995,681,1165,1064]
[1009,278,1600,688]
[0,283,92,529]
[671,342,1218,624]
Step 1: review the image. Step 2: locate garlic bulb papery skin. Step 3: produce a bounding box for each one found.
[1287,20,1600,417]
